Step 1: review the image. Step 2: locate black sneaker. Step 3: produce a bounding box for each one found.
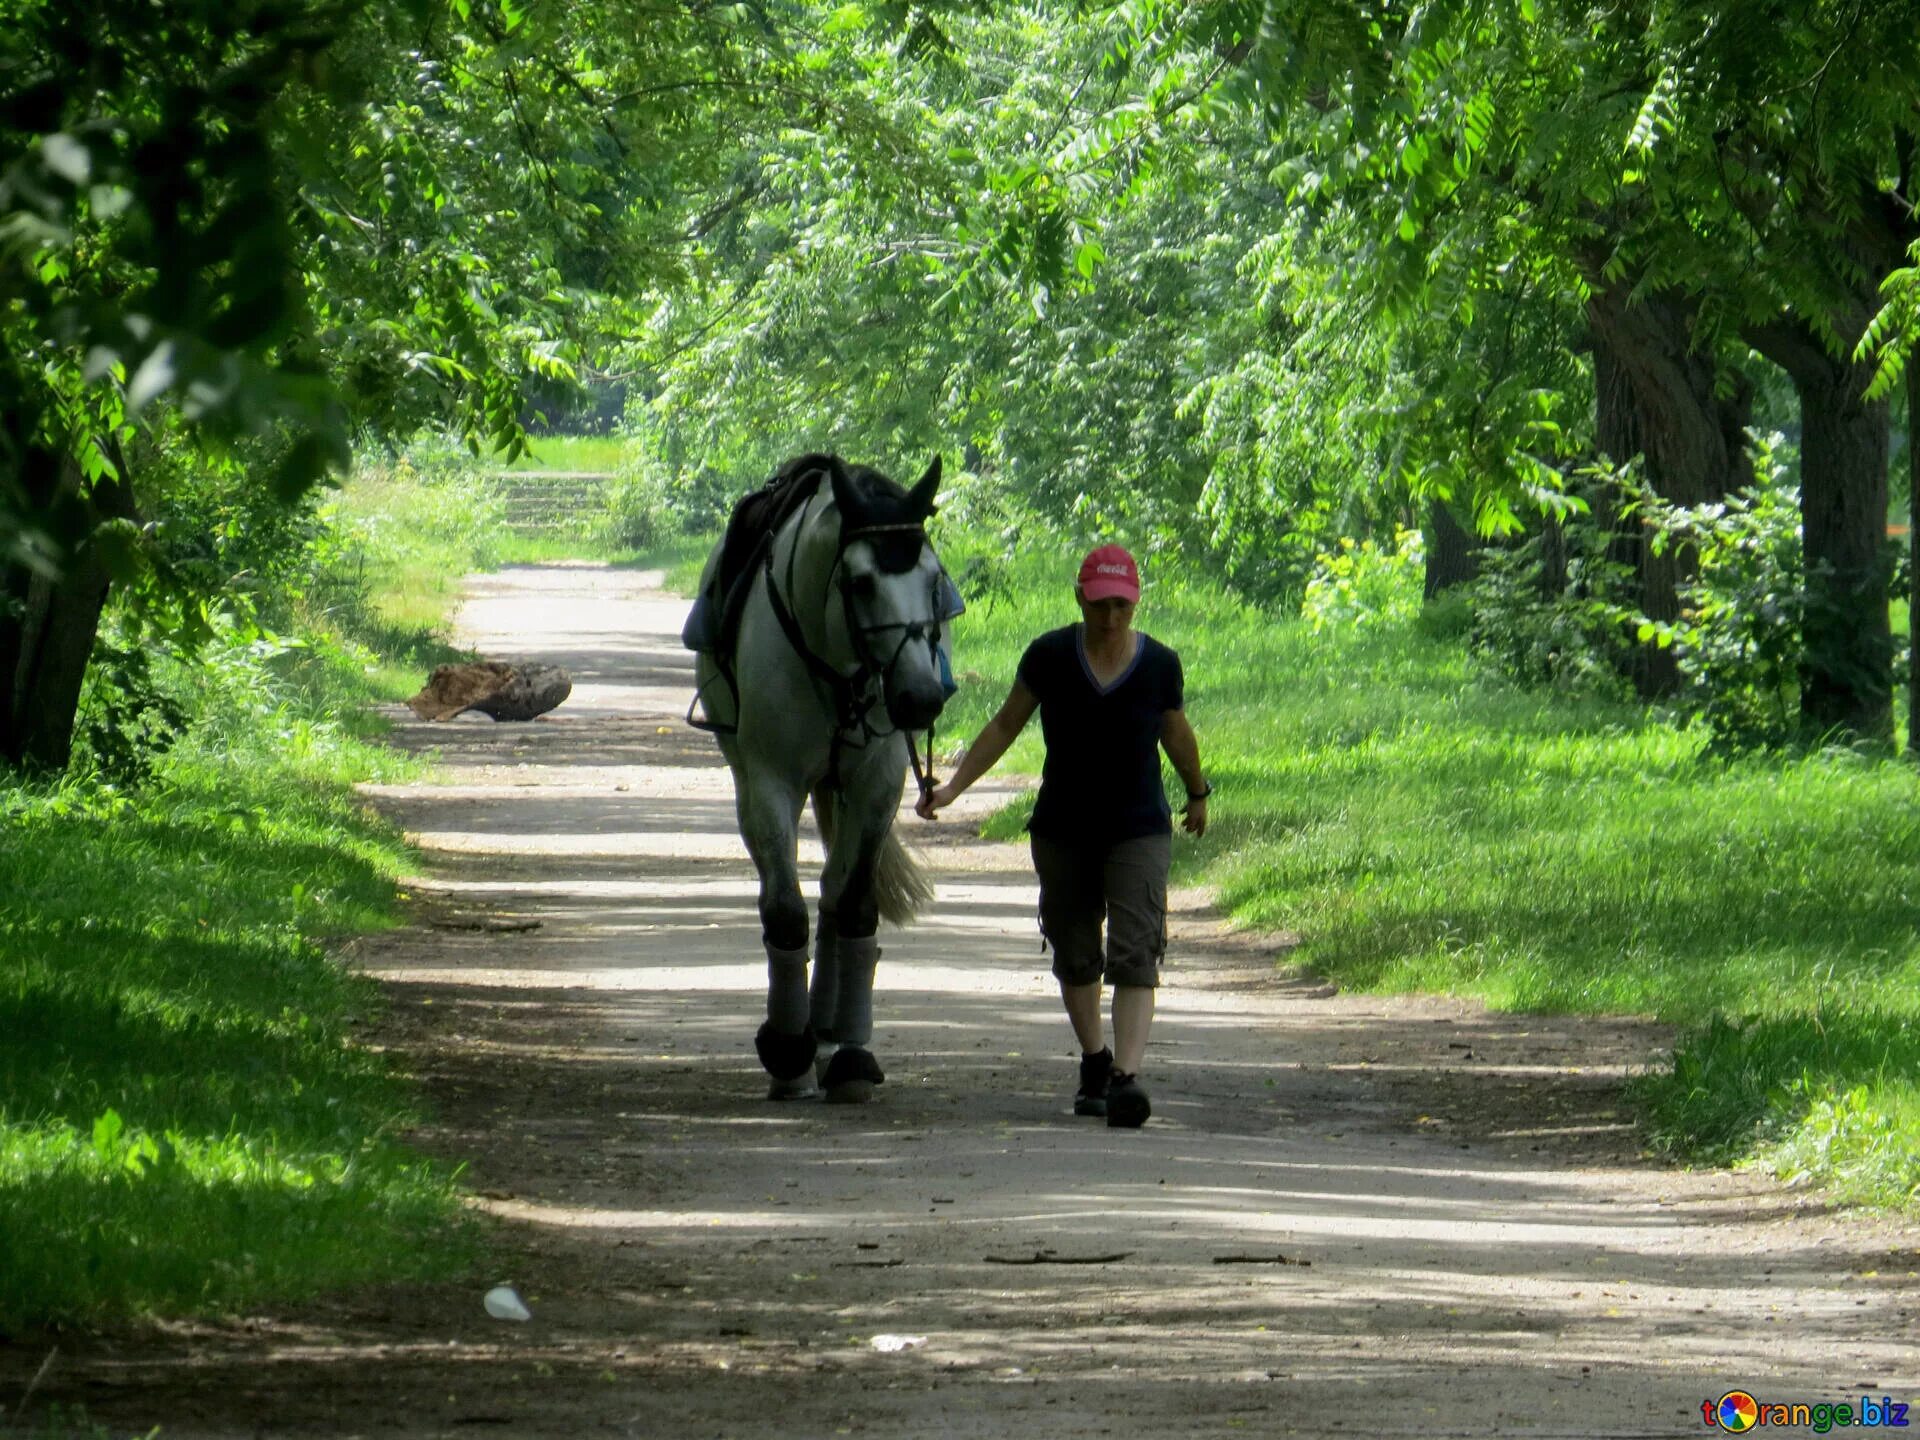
[1075,1047,1113,1117]
[1106,1071,1151,1128]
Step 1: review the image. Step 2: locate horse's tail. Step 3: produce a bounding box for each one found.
[873,827,936,926]
[812,789,935,927]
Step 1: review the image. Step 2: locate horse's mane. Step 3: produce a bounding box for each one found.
[774,453,905,505]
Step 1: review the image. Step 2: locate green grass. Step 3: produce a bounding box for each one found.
[935,540,1920,1206]
[0,452,710,1336]
[499,433,628,472]
[0,467,506,1334]
[318,465,509,652]
[0,719,473,1332]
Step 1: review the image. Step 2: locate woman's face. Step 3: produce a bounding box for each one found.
[1077,590,1136,635]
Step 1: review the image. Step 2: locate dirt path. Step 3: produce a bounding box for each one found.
[23,563,1920,1438]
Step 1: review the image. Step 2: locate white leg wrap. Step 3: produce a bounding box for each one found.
[831,936,880,1048]
[766,943,810,1033]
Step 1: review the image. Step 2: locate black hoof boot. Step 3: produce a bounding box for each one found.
[767,1073,818,1101]
[755,1022,817,1081]
[821,1046,886,1105]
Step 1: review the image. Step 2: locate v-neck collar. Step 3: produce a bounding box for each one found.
[1076,625,1144,696]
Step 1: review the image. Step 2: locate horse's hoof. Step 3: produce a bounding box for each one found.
[755,1021,817,1081]
[822,1047,885,1105]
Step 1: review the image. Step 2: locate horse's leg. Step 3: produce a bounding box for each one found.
[814,762,902,1104]
[806,787,843,1050]
[735,769,818,1095]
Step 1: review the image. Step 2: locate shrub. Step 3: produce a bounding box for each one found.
[1300,527,1426,632]
[1459,436,1829,750]
[71,624,192,788]
[1636,449,1807,754]
[1464,521,1637,699]
[599,451,678,550]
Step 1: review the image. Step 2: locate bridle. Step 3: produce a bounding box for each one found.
[762,490,950,794]
[839,519,948,798]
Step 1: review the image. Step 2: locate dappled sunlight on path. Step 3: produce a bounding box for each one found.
[351,564,1920,1436]
[17,562,1915,1439]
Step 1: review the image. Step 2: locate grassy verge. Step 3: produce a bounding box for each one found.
[315,459,506,680]
[0,654,475,1333]
[0,464,524,1335]
[0,445,730,1339]
[935,539,1920,1207]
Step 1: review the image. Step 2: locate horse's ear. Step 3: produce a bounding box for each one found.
[907,455,941,518]
[825,455,860,521]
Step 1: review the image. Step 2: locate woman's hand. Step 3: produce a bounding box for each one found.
[916,781,959,820]
[1181,795,1207,836]
[917,681,1035,822]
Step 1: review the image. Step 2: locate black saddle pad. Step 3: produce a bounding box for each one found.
[683,455,839,662]
[715,454,834,605]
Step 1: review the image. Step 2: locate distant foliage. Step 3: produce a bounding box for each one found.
[1300,529,1426,633]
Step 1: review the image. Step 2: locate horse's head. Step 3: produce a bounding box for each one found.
[827,455,953,732]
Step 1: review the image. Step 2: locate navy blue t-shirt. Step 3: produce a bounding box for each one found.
[1016,625,1185,845]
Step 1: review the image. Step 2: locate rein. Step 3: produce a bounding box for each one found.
[905,727,937,799]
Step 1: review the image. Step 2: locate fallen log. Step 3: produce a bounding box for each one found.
[407,661,572,721]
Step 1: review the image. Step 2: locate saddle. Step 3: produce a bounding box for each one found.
[681,454,835,661]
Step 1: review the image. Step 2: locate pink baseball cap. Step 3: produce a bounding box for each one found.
[1077,544,1140,603]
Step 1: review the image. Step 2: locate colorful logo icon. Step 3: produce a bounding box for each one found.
[1715,1392,1760,1433]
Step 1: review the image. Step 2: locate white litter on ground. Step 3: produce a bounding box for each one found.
[483,1285,532,1322]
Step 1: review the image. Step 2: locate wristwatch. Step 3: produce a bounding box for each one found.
[1186,782,1212,801]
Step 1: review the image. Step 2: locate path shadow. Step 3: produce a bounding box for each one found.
[12,566,1915,1439]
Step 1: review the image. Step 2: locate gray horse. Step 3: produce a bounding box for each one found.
[687,454,958,1103]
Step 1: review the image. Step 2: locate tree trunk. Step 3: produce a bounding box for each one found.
[1,452,136,772]
[1585,285,1755,697]
[1910,362,1919,756]
[1422,499,1480,599]
[1748,318,1896,745]
[1588,318,1669,686]
[1799,377,1893,742]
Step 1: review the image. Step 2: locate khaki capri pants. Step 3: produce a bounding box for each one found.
[1029,831,1171,989]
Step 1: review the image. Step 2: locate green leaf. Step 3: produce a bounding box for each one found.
[823,4,868,36]
[92,1109,125,1158]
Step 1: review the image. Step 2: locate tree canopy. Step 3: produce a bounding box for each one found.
[5,0,1919,766]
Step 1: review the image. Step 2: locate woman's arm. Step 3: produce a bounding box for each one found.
[1160,708,1207,836]
[915,680,1039,819]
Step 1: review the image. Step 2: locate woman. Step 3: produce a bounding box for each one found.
[915,544,1208,1128]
